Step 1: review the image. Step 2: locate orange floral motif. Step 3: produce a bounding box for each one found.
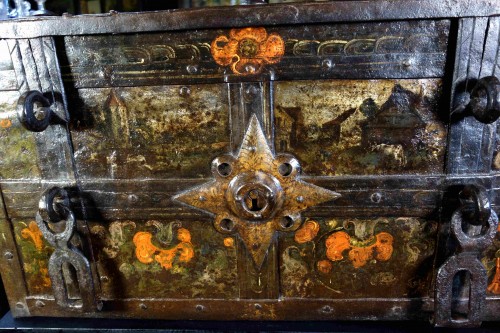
[132,228,194,270]
[325,231,394,268]
[0,119,11,128]
[21,221,44,251]
[223,237,235,248]
[317,259,333,274]
[325,231,351,261]
[211,27,285,75]
[294,219,320,244]
[488,257,500,294]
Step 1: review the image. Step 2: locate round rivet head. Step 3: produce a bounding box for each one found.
[128,194,138,203]
[296,196,304,203]
[370,192,382,203]
[322,59,333,69]
[186,64,199,74]
[195,304,205,312]
[321,305,333,314]
[139,303,147,310]
[254,303,262,310]
[35,300,45,308]
[15,302,24,309]
[4,251,13,260]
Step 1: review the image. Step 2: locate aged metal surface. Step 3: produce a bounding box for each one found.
[1,0,500,326]
[274,79,446,175]
[35,187,98,312]
[0,0,498,39]
[60,21,449,87]
[435,185,498,327]
[174,115,340,268]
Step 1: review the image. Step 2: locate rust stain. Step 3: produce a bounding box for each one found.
[211,27,285,75]
[0,119,11,128]
[294,219,320,244]
[21,221,44,251]
[325,231,394,268]
[133,228,194,270]
[488,257,500,294]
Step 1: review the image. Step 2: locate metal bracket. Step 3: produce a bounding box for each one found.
[35,187,100,312]
[17,90,65,132]
[434,185,498,327]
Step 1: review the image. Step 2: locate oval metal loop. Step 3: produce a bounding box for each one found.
[434,254,487,327]
[458,185,491,226]
[38,187,70,223]
[35,209,76,248]
[470,76,500,124]
[451,209,498,252]
[17,90,54,132]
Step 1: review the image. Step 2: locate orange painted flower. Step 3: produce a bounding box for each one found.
[348,247,372,268]
[211,27,285,75]
[324,231,394,269]
[21,221,44,251]
[325,231,351,261]
[317,259,333,274]
[488,257,500,294]
[133,228,194,270]
[133,232,157,264]
[0,119,11,128]
[224,237,235,248]
[294,219,320,244]
[373,232,393,261]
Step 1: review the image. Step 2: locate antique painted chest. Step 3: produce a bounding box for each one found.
[0,0,500,327]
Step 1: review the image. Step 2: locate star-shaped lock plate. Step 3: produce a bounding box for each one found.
[174,114,340,269]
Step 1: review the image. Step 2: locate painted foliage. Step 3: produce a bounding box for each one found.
[90,220,238,299]
[280,217,437,298]
[482,225,500,295]
[14,221,53,295]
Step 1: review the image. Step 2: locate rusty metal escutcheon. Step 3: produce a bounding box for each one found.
[35,187,99,312]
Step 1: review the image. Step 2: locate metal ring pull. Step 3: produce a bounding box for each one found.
[434,185,499,327]
[452,76,500,124]
[17,90,65,132]
[35,187,99,312]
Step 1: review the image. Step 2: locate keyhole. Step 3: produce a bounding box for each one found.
[245,189,266,212]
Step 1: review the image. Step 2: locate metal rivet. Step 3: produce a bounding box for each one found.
[244,64,256,74]
[4,251,13,260]
[128,194,138,203]
[195,304,205,312]
[322,59,333,69]
[186,65,199,74]
[15,302,24,309]
[254,303,262,310]
[96,301,104,311]
[199,196,206,202]
[35,300,45,308]
[139,303,147,310]
[100,276,109,283]
[402,59,412,68]
[321,305,333,314]
[370,192,382,203]
[179,86,191,97]
[296,196,304,203]
[252,243,260,250]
